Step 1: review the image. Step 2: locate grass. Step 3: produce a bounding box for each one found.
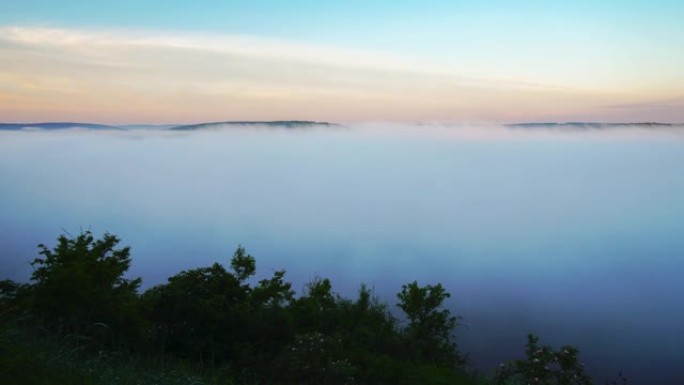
[0,322,234,385]
[0,321,497,385]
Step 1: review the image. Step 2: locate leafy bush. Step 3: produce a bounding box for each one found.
[496,334,592,385]
[273,331,357,385]
[27,231,142,346]
[397,281,465,366]
[0,231,623,385]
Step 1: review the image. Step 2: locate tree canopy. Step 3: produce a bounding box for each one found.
[0,231,610,385]
[28,231,141,339]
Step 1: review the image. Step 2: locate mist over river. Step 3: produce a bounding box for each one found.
[1,124,683,383]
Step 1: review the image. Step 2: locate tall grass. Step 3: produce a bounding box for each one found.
[0,321,234,385]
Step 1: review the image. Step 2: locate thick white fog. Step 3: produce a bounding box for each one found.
[1,124,683,383]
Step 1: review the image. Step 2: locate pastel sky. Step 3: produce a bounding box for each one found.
[1,0,683,123]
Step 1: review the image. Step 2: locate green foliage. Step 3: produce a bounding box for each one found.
[290,277,339,334]
[142,246,297,375]
[0,279,29,318]
[230,245,256,283]
[142,261,245,364]
[0,279,20,302]
[251,269,295,308]
[0,231,618,385]
[339,285,399,354]
[0,321,234,385]
[496,334,592,385]
[28,231,141,344]
[273,331,357,385]
[0,321,96,385]
[397,281,465,366]
[244,269,296,367]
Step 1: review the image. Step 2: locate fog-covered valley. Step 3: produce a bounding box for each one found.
[1,123,683,383]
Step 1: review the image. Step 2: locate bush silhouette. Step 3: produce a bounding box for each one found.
[28,231,141,344]
[397,281,465,366]
[496,334,592,385]
[0,231,622,385]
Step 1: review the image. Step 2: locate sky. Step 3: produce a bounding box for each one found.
[1,0,683,123]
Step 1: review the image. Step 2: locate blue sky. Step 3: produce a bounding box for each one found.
[1,0,683,122]
[4,1,682,50]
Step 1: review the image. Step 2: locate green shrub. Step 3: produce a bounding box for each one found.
[28,231,142,347]
[496,334,592,385]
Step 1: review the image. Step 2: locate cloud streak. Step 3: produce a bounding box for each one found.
[606,97,684,110]
[1,26,682,123]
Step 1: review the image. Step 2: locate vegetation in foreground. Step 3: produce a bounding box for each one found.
[1,231,618,384]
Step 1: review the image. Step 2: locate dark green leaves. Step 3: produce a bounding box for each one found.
[496,334,593,385]
[397,281,464,366]
[28,231,141,339]
[230,245,255,283]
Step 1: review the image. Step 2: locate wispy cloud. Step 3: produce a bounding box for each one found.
[605,97,684,110]
[0,26,681,123]
[1,26,416,72]
[1,26,575,88]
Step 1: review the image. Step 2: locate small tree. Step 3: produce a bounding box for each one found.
[496,334,593,385]
[273,331,357,385]
[0,279,29,318]
[143,245,267,366]
[143,261,245,364]
[231,245,256,283]
[397,281,464,366]
[251,270,295,308]
[291,277,339,335]
[29,231,141,339]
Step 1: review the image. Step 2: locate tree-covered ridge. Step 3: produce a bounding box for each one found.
[0,121,341,130]
[169,121,342,130]
[0,232,617,385]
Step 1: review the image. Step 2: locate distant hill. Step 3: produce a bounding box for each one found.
[0,121,342,131]
[117,124,180,130]
[168,121,342,130]
[506,122,683,129]
[0,122,120,130]
[2,121,681,131]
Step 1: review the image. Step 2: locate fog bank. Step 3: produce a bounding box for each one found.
[1,124,683,383]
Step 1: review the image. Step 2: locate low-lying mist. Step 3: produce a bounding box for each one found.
[1,123,683,383]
